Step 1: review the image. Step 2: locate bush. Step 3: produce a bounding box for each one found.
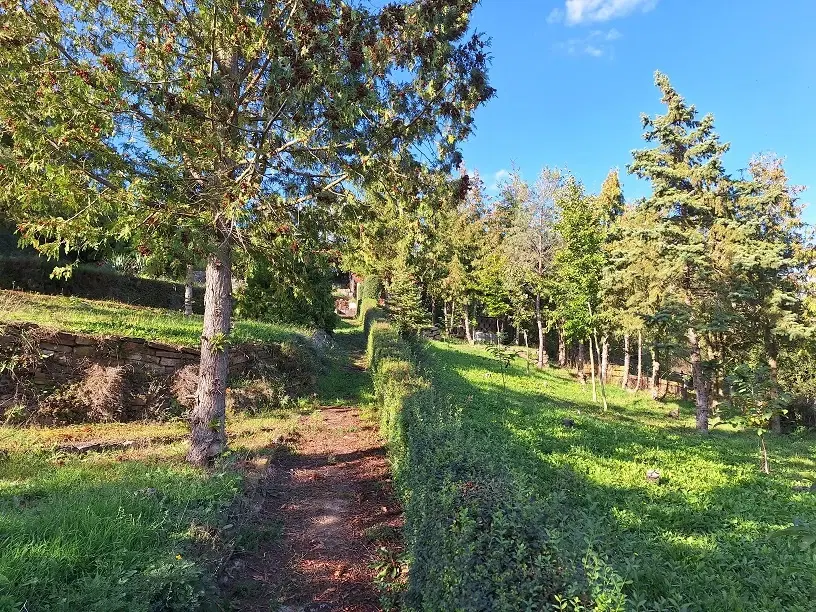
[234,258,338,332]
[368,314,573,610]
[0,256,204,313]
[361,274,382,301]
[361,297,386,334]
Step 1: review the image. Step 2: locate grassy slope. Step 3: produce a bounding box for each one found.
[0,290,320,609]
[424,340,816,611]
[0,408,311,610]
[0,290,309,346]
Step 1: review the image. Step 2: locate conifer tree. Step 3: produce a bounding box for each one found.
[629,71,734,431]
[725,154,815,430]
[0,0,493,463]
[387,240,428,337]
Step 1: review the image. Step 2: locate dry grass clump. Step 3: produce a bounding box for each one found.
[36,363,129,425]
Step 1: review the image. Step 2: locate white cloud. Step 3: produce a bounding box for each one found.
[548,0,658,25]
[546,8,565,24]
[488,169,510,193]
[556,28,623,58]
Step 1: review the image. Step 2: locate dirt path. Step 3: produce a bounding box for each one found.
[232,321,402,611]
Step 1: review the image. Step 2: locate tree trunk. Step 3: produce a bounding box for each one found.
[496,317,501,345]
[588,336,598,402]
[448,302,455,334]
[577,341,586,385]
[535,293,546,368]
[464,311,473,345]
[593,330,608,411]
[558,326,566,367]
[430,297,436,327]
[769,350,781,433]
[760,435,770,474]
[621,334,630,389]
[184,264,195,317]
[636,330,643,391]
[188,238,232,465]
[650,346,660,398]
[600,334,609,384]
[687,327,710,432]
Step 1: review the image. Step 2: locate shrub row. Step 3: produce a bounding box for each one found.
[360,274,382,301]
[367,315,576,611]
[0,256,204,313]
[359,297,385,334]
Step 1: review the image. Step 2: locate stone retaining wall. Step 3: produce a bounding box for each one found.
[0,322,257,385]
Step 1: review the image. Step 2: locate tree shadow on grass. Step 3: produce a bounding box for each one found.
[419,341,816,610]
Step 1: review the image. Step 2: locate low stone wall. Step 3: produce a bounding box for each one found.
[0,322,252,380]
[0,322,317,425]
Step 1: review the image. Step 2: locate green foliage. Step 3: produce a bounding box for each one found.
[625,72,815,430]
[0,0,495,460]
[552,176,604,341]
[234,256,338,332]
[723,363,789,430]
[502,167,562,336]
[361,275,383,301]
[368,319,575,610]
[485,343,515,390]
[361,298,387,338]
[386,249,428,338]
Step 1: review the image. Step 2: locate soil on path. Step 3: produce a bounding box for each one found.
[230,320,402,612]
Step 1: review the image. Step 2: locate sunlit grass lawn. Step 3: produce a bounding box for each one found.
[316,318,372,406]
[0,289,309,347]
[0,409,304,611]
[424,340,816,611]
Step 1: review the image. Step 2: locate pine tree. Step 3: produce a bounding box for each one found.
[387,240,428,338]
[726,154,815,430]
[629,71,734,431]
[0,0,493,464]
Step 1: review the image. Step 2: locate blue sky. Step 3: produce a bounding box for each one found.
[460,0,816,219]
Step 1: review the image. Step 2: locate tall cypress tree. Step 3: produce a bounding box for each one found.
[629,71,733,431]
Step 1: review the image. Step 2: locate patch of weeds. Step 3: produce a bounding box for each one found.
[371,545,408,612]
[0,450,241,610]
[364,524,401,543]
[234,521,284,554]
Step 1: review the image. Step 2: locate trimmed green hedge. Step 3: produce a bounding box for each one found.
[0,257,204,313]
[360,274,382,301]
[360,297,385,333]
[367,314,573,611]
